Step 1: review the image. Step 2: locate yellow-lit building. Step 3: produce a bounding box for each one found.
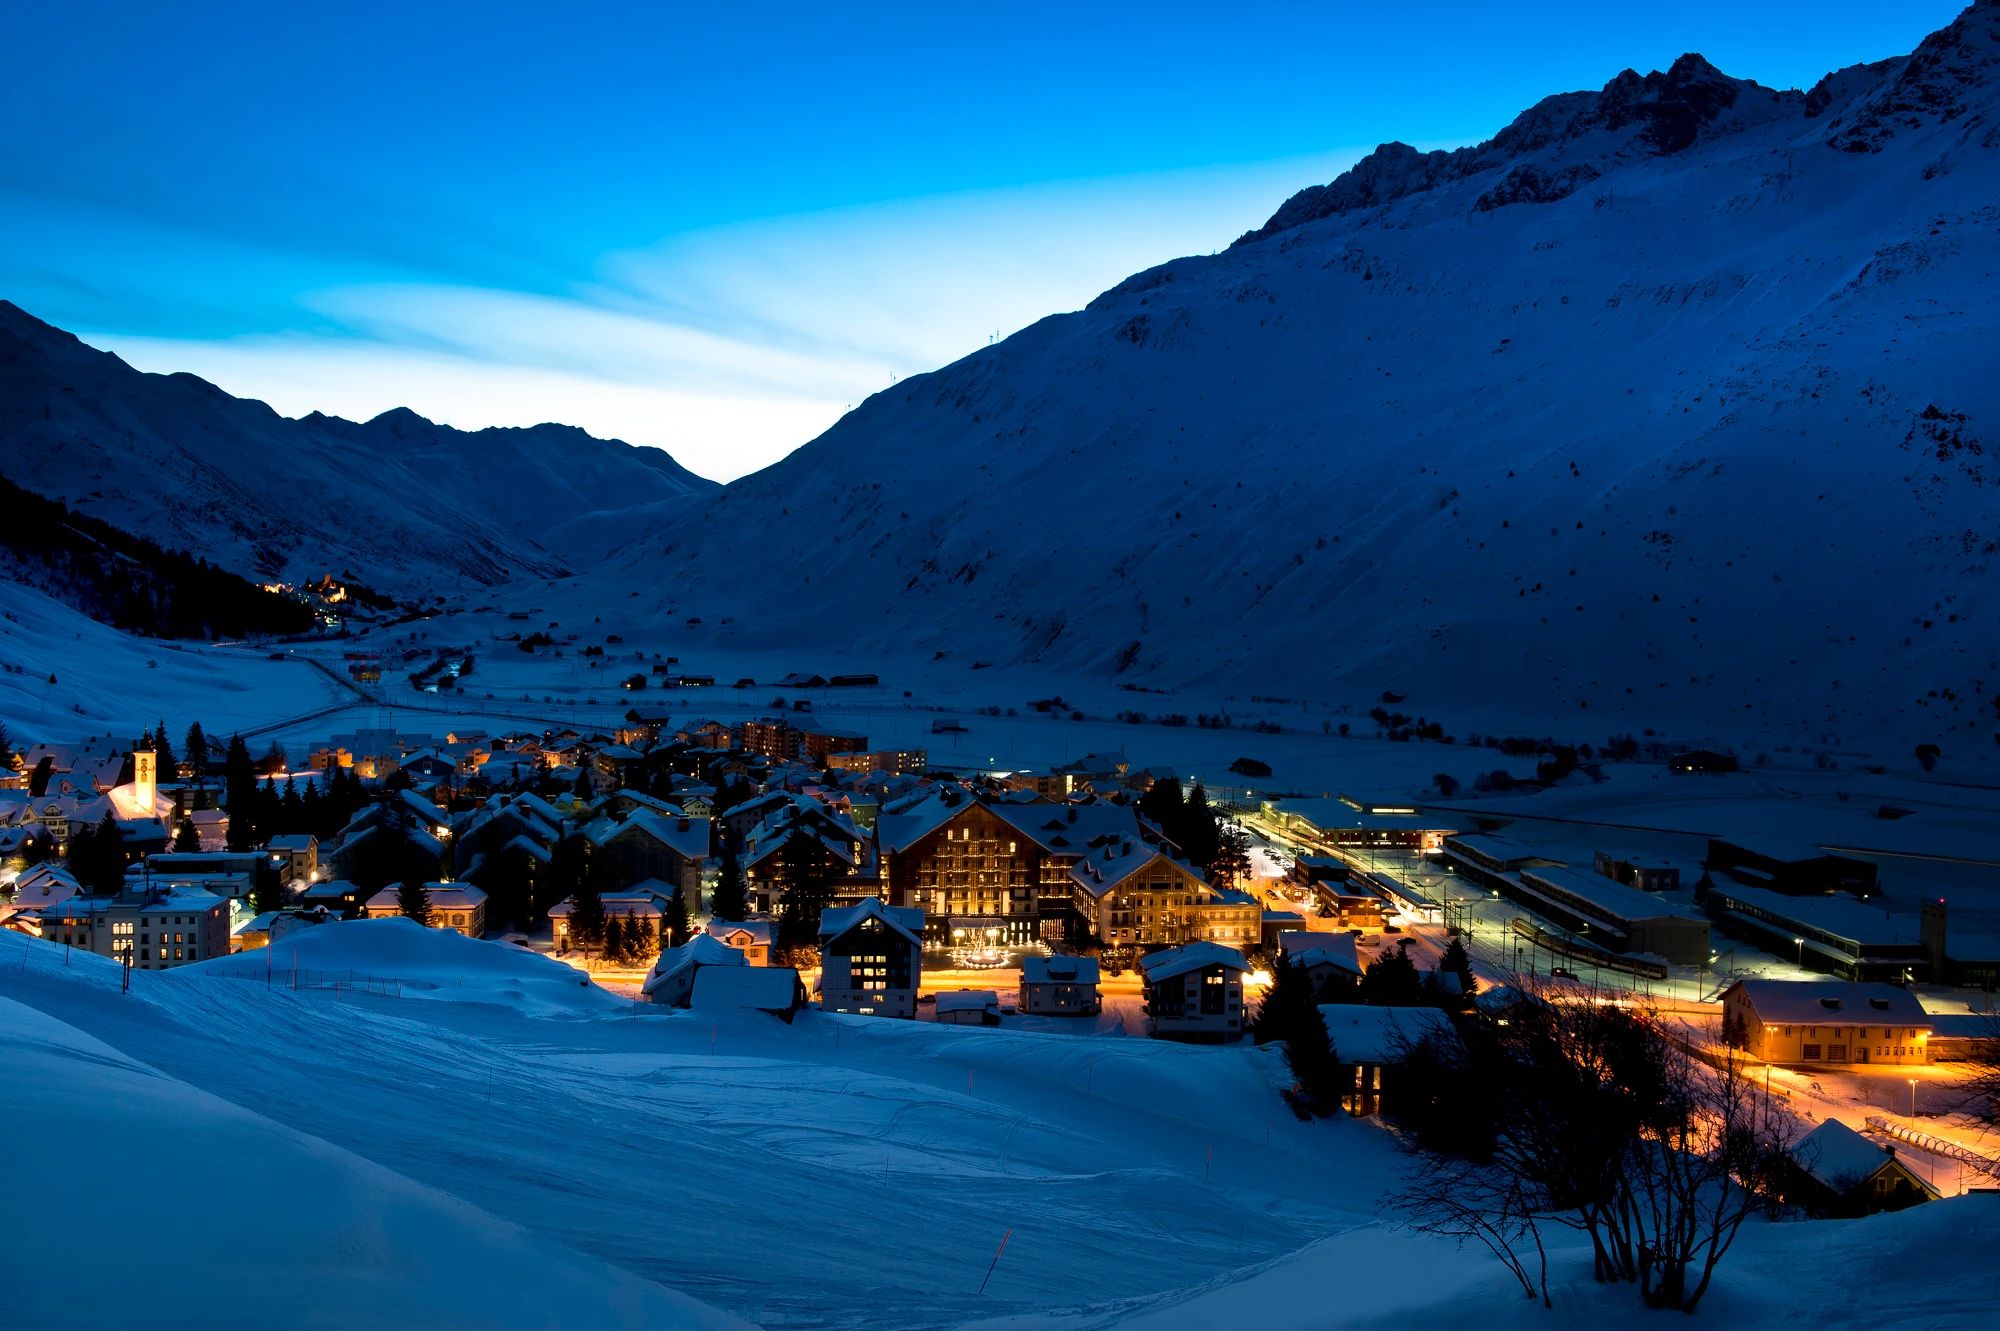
[1721,979,1931,1066]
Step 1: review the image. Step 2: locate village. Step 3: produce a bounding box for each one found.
[4,690,1998,1224]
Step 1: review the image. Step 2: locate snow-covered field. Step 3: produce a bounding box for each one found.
[3,922,1996,1331]
[0,580,347,738]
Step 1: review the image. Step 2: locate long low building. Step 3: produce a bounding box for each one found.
[1443,836,1709,966]
[1513,865,1711,966]
[1704,883,1928,982]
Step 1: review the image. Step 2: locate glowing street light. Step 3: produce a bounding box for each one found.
[1793,936,1804,966]
[1909,1077,1919,1117]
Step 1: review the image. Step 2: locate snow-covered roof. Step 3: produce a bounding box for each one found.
[1277,931,1362,977]
[1791,1120,1899,1192]
[643,934,745,994]
[705,919,773,946]
[993,800,1140,856]
[1020,954,1100,986]
[935,990,1002,1015]
[584,809,710,860]
[364,882,487,912]
[689,965,803,1013]
[1317,1004,1459,1064]
[1139,941,1249,983]
[1726,979,1930,1028]
[1067,841,1202,899]
[265,834,317,851]
[818,898,924,946]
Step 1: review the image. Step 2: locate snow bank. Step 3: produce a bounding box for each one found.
[188,916,627,1016]
[0,993,752,1331]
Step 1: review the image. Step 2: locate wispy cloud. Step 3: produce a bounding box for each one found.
[77,149,1366,481]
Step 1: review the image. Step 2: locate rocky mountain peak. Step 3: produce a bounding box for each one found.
[1825,0,2000,152]
[1234,50,1782,246]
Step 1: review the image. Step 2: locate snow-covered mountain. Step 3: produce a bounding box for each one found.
[0,302,716,595]
[579,1,2000,756]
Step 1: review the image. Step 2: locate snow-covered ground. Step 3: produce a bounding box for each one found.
[3,922,1995,1331]
[0,580,348,738]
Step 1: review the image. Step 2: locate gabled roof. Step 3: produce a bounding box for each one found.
[1139,941,1249,983]
[364,882,487,911]
[642,933,746,994]
[1277,931,1363,977]
[992,799,1144,857]
[705,919,773,946]
[1725,980,1930,1028]
[1020,954,1100,986]
[1317,1004,1460,1064]
[819,898,924,947]
[935,990,1002,1015]
[691,965,804,1013]
[1791,1120,1913,1193]
[1067,841,1205,899]
[583,809,710,860]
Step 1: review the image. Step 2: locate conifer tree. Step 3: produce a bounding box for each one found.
[1138,775,1184,835]
[569,874,607,952]
[1361,945,1425,1005]
[1439,936,1475,989]
[603,912,627,963]
[712,845,749,922]
[183,721,208,779]
[664,887,691,946]
[223,735,256,850]
[397,880,433,926]
[173,819,202,853]
[152,721,177,777]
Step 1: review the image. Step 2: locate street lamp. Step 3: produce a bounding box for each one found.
[1793,936,1804,967]
[1908,1077,1918,1118]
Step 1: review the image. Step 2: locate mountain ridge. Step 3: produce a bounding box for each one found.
[0,299,717,594]
[565,1,2000,756]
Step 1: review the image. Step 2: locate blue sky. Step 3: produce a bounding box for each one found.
[2,0,1965,479]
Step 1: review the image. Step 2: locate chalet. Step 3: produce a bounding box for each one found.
[1068,839,1258,950]
[704,919,773,966]
[1721,979,1931,1066]
[298,878,365,915]
[1017,953,1101,1016]
[265,833,319,884]
[689,965,806,1021]
[642,934,746,1006]
[362,882,487,937]
[0,864,83,935]
[818,899,924,1018]
[1669,749,1739,774]
[1317,1004,1461,1117]
[1277,931,1364,998]
[583,810,711,897]
[1781,1120,1939,1218]
[775,672,828,689]
[935,990,1004,1026]
[1139,942,1249,1041]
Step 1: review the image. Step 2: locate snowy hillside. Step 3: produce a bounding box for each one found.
[3,925,1995,1331]
[575,2,2000,757]
[0,301,716,594]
